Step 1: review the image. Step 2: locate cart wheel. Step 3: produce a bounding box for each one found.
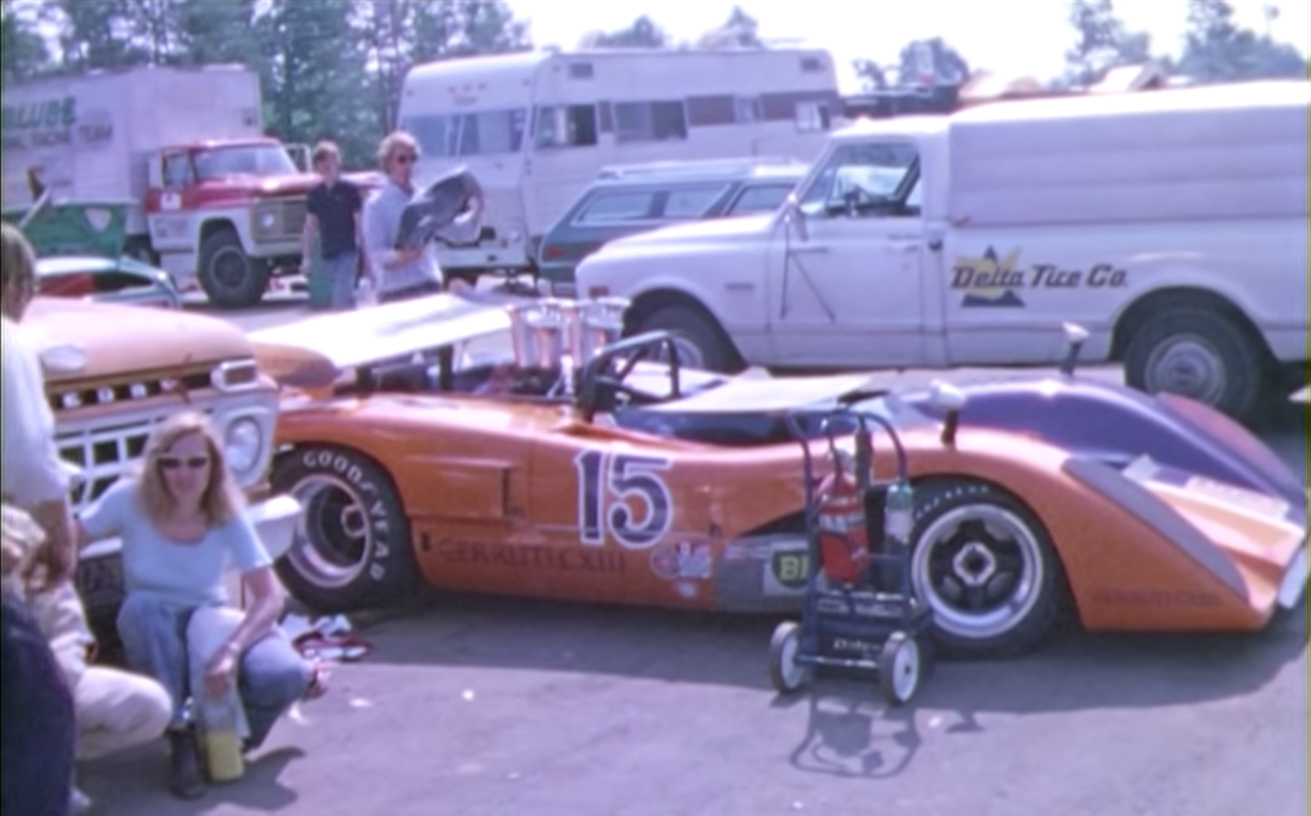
[768,621,811,694]
[878,631,924,706]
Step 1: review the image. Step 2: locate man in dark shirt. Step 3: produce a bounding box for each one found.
[302,141,364,310]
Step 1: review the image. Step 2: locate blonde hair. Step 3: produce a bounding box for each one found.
[0,222,37,305]
[376,130,420,169]
[136,411,245,527]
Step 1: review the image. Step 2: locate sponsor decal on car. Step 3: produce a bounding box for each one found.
[1090,588,1222,608]
[435,539,628,575]
[648,541,713,581]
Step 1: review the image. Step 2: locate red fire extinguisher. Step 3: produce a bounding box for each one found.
[815,450,871,585]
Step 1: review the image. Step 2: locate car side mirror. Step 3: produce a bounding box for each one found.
[1060,322,1090,376]
[783,193,808,242]
[928,380,968,446]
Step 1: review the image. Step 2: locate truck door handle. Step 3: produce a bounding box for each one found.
[927,238,943,251]
[789,245,830,256]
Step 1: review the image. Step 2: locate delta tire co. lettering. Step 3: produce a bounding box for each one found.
[435,539,627,575]
[300,450,396,584]
[575,449,674,550]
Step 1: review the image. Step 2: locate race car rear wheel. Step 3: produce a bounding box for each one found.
[909,479,1065,659]
[272,446,420,613]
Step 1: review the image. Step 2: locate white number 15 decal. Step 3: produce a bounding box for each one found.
[575,449,673,550]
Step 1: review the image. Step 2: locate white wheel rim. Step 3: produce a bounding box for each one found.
[289,474,374,589]
[891,638,920,702]
[778,629,806,690]
[912,503,1045,641]
[1144,334,1228,406]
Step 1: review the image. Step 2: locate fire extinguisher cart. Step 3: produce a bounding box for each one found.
[767,408,935,706]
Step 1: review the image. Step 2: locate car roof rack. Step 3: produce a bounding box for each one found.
[595,156,807,181]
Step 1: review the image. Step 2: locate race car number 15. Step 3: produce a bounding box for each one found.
[575,449,673,550]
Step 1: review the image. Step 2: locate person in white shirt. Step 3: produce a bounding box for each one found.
[1,222,76,592]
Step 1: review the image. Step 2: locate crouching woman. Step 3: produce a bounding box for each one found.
[75,411,326,800]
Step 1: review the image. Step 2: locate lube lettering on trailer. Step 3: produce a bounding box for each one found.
[434,539,628,575]
[951,245,1129,309]
[0,96,114,153]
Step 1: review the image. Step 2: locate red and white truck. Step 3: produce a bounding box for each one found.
[1,64,373,308]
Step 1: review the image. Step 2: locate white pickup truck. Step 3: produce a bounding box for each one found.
[575,80,1309,424]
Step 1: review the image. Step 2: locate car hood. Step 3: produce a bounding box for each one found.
[601,213,775,252]
[23,297,254,385]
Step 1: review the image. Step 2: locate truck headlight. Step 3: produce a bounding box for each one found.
[259,212,277,230]
[224,417,263,475]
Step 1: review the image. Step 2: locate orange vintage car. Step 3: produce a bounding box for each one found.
[249,295,1307,657]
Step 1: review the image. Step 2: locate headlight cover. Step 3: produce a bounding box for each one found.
[224,416,263,476]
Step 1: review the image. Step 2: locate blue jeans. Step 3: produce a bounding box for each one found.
[321,251,359,310]
[2,594,75,816]
[116,594,311,750]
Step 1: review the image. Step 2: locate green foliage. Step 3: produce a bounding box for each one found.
[580,15,668,49]
[1,0,53,83]
[1062,0,1153,87]
[1178,0,1307,82]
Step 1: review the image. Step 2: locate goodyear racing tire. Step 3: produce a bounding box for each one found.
[909,479,1066,659]
[271,446,420,614]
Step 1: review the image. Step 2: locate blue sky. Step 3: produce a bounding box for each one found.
[508,0,1310,92]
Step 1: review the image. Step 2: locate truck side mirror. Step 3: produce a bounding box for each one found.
[928,380,968,446]
[1060,322,1090,376]
[783,193,808,242]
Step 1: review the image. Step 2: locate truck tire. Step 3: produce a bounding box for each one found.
[198,228,270,309]
[634,306,744,373]
[1123,307,1273,425]
[271,446,420,614]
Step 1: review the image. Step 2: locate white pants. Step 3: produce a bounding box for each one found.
[75,666,172,761]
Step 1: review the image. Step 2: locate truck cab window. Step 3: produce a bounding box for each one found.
[162,154,194,188]
[535,105,599,149]
[798,142,918,219]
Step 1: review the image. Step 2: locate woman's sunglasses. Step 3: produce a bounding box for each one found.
[394,153,417,165]
[157,456,210,471]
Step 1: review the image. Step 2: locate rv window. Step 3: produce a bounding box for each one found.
[405,110,526,157]
[574,191,659,224]
[734,97,761,123]
[614,101,688,144]
[727,183,796,216]
[798,142,918,219]
[661,185,729,219]
[534,105,599,149]
[795,101,831,133]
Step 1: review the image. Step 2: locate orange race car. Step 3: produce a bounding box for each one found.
[249,295,1308,657]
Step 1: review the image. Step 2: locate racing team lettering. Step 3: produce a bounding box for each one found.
[575,449,674,550]
[436,539,627,574]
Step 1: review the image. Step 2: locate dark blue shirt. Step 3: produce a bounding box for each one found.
[307,179,363,260]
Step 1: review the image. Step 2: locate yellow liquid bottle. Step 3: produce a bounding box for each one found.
[199,694,245,783]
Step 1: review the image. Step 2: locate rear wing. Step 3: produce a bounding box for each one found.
[250,293,511,389]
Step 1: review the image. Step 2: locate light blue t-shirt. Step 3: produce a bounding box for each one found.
[79,479,271,608]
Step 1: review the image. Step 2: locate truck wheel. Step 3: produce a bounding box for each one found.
[910,479,1066,659]
[198,228,270,309]
[271,446,420,614]
[1123,307,1272,424]
[635,306,744,373]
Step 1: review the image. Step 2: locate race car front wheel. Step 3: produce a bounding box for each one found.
[271,446,420,613]
[909,479,1066,659]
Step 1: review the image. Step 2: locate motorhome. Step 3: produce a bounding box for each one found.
[395,47,842,284]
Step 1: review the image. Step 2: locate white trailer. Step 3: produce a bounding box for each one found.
[396,47,843,283]
[1,65,325,309]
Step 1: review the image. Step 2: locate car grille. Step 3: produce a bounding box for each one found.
[47,368,214,413]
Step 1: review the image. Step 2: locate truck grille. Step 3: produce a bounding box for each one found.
[48,368,214,413]
[57,417,156,510]
[253,197,307,243]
